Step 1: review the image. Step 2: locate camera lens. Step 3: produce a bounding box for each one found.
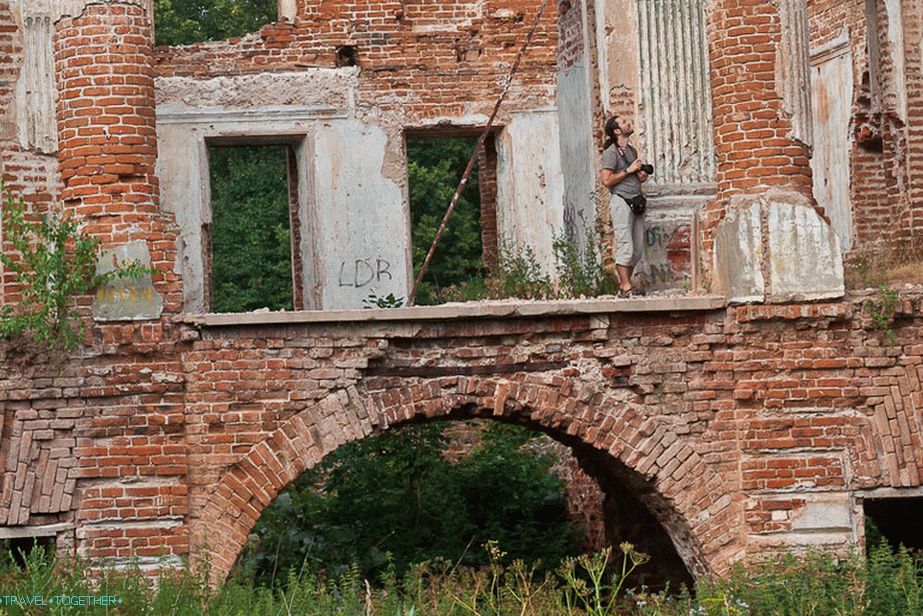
[640,164,654,175]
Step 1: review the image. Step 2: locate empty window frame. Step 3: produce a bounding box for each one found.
[205,142,303,313]
[864,496,923,551]
[405,130,499,305]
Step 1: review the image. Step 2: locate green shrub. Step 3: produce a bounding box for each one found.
[236,422,582,587]
[1,542,922,615]
[0,186,153,351]
[484,239,554,300]
[552,228,617,299]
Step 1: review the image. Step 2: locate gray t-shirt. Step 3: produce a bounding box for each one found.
[601,143,643,199]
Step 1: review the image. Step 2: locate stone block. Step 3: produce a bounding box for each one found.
[713,202,764,303]
[93,241,164,322]
[768,202,845,302]
[712,191,844,304]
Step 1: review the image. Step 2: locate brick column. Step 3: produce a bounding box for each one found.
[703,0,843,303]
[53,0,181,314]
[52,1,188,570]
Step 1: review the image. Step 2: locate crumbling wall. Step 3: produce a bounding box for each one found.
[808,0,923,256]
[154,0,571,308]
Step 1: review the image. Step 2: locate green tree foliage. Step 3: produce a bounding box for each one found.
[236,421,583,586]
[209,146,293,313]
[154,0,278,46]
[408,138,485,305]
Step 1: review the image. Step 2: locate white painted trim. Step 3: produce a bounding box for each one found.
[156,105,345,125]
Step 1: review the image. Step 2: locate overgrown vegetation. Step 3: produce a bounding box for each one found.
[0,186,152,351]
[154,0,278,46]
[845,241,923,290]
[2,541,922,615]
[235,422,583,587]
[208,146,293,313]
[552,228,618,299]
[863,285,900,345]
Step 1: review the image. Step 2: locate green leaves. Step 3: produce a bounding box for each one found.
[208,146,294,313]
[0,186,154,351]
[408,139,485,306]
[238,421,583,587]
[154,0,278,46]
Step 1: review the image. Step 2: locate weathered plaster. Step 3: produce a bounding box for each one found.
[884,0,908,120]
[495,110,566,275]
[713,191,845,304]
[155,70,359,111]
[557,59,598,242]
[713,202,765,303]
[767,199,845,302]
[93,241,164,321]
[155,105,341,312]
[312,119,407,309]
[810,36,854,250]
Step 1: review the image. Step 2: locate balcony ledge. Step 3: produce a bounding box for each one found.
[178,295,728,328]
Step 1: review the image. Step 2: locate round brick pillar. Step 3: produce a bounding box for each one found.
[53,1,182,315]
[702,0,813,243]
[53,1,159,241]
[701,1,844,303]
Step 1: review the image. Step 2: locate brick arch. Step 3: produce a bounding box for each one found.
[191,375,743,583]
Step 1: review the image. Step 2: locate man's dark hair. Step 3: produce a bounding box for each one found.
[603,116,620,150]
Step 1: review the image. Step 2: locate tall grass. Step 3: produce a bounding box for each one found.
[0,542,920,615]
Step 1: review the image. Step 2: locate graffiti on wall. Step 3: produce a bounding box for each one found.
[634,222,691,291]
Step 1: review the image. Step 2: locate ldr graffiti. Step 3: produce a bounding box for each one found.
[338,257,393,288]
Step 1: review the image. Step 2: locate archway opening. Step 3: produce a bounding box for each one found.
[229,416,694,592]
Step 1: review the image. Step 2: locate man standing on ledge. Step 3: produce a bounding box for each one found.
[600,115,650,298]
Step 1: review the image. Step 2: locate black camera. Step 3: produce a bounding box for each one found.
[640,163,654,175]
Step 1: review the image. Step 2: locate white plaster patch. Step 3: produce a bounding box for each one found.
[12,0,152,23]
[810,40,853,251]
[884,0,907,121]
[93,241,164,322]
[789,492,852,532]
[768,202,845,302]
[155,69,359,111]
[313,120,408,309]
[557,61,597,248]
[713,202,764,303]
[496,110,565,276]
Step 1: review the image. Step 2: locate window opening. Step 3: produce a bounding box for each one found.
[335,45,359,67]
[865,496,923,552]
[4,536,55,569]
[407,134,498,305]
[207,145,295,313]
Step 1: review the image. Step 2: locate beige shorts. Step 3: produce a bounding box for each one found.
[610,193,645,267]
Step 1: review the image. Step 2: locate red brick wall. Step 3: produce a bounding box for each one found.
[700,0,815,251]
[154,0,559,125]
[3,287,923,579]
[900,0,923,246]
[0,1,64,306]
[808,0,923,254]
[477,134,499,269]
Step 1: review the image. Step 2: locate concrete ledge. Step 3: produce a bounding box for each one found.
[179,295,728,327]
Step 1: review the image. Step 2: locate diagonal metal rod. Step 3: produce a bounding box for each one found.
[407,0,552,307]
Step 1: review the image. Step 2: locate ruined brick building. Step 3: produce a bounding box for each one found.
[1,0,922,585]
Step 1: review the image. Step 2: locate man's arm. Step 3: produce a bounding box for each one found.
[601,159,642,187]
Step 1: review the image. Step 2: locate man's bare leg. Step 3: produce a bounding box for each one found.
[616,264,632,292]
